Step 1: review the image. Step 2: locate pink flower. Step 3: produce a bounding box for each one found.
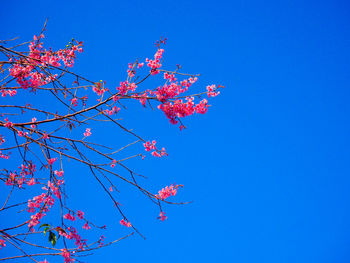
[28,212,46,228]
[18,131,28,137]
[158,212,167,221]
[47,158,57,166]
[1,89,17,97]
[164,72,177,82]
[143,140,156,152]
[31,117,37,129]
[42,132,49,140]
[156,184,181,200]
[152,151,161,157]
[0,135,5,145]
[83,128,91,137]
[27,178,36,186]
[63,213,76,221]
[120,219,132,227]
[4,118,13,128]
[98,235,105,247]
[77,210,84,219]
[54,170,64,177]
[70,97,78,106]
[145,48,164,75]
[110,159,117,168]
[61,249,74,263]
[206,84,220,97]
[194,99,209,114]
[82,222,91,230]
[0,239,6,248]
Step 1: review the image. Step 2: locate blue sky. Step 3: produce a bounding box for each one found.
[1,0,350,262]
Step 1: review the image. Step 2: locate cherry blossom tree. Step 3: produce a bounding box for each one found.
[0,21,222,262]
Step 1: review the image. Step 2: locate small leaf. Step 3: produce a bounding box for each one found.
[39,223,51,229]
[48,231,57,246]
[43,227,50,235]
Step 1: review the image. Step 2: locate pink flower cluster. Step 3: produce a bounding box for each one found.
[156,184,181,200]
[146,49,164,75]
[42,132,49,140]
[83,128,91,137]
[206,84,220,97]
[164,72,177,82]
[110,159,117,168]
[5,172,17,186]
[31,117,37,129]
[120,219,132,227]
[4,163,36,187]
[64,213,76,221]
[55,170,64,177]
[151,82,187,102]
[70,97,78,107]
[116,81,137,95]
[158,212,167,221]
[27,193,55,213]
[82,222,91,230]
[104,106,120,115]
[47,157,57,166]
[27,178,36,186]
[143,140,156,152]
[9,34,82,91]
[18,130,28,137]
[0,152,10,160]
[127,62,144,77]
[61,248,75,263]
[44,180,64,199]
[27,193,55,229]
[92,82,108,96]
[1,89,17,97]
[158,97,209,125]
[143,140,167,157]
[4,118,13,128]
[61,227,86,251]
[77,210,84,219]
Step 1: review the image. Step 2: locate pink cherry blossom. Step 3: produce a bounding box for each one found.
[110,159,117,168]
[82,222,91,230]
[146,48,164,75]
[63,213,76,221]
[27,178,36,186]
[47,158,57,166]
[31,117,37,129]
[83,128,91,137]
[143,140,156,152]
[206,84,220,97]
[54,170,64,177]
[18,131,28,137]
[156,184,181,200]
[0,239,6,248]
[120,219,132,227]
[70,97,78,106]
[42,132,49,140]
[61,248,74,263]
[77,210,84,219]
[4,118,13,128]
[158,212,167,221]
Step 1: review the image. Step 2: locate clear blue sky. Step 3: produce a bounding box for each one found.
[1,0,350,262]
